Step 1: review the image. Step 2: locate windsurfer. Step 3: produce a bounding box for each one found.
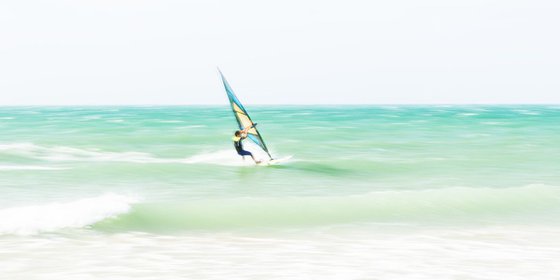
[232,126,261,164]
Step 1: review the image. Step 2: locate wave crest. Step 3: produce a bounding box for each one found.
[0,194,137,235]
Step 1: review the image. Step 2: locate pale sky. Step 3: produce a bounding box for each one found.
[1,0,559,105]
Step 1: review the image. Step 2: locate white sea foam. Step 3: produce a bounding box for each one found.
[184,125,207,128]
[2,225,560,279]
[0,194,137,235]
[182,149,269,166]
[514,110,541,115]
[0,143,161,163]
[458,112,479,116]
[0,142,276,165]
[107,119,125,123]
[82,115,102,120]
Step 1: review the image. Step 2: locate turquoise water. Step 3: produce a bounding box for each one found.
[1,105,560,279]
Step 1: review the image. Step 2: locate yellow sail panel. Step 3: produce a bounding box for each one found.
[233,103,257,134]
[232,103,245,115]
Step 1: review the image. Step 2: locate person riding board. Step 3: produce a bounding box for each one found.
[232,125,261,164]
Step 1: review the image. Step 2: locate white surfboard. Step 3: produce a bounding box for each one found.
[262,156,293,165]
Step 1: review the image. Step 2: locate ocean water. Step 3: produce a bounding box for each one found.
[1,105,560,279]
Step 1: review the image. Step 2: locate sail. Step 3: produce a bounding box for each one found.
[218,69,272,159]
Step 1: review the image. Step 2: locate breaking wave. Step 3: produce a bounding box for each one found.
[0,194,137,235]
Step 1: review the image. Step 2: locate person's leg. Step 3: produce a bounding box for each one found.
[249,153,261,164]
[250,154,261,164]
[242,150,260,164]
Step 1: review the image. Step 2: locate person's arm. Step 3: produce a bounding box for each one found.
[241,123,257,135]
